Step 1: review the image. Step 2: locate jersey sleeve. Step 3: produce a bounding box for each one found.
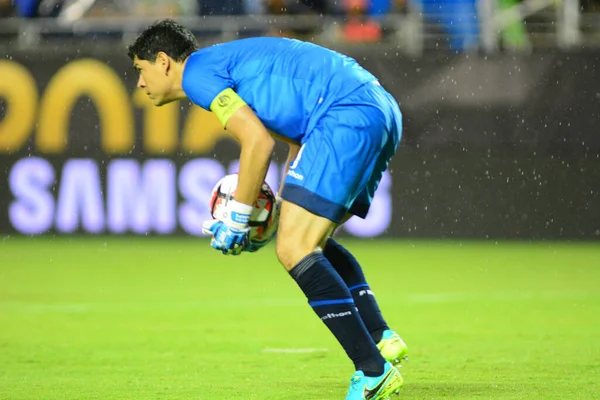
[182,49,234,110]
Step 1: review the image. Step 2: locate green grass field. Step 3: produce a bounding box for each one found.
[0,238,599,400]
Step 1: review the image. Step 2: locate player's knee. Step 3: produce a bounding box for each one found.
[274,239,293,270]
[275,236,314,271]
[275,200,336,271]
[317,235,329,249]
[275,231,333,271]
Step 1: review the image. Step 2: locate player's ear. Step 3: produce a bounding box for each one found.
[156,51,170,74]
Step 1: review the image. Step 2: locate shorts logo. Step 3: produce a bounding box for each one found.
[288,170,304,181]
[289,144,306,170]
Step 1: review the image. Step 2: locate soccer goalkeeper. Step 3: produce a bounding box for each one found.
[127,19,407,400]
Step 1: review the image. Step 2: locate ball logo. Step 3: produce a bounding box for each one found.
[256,198,268,209]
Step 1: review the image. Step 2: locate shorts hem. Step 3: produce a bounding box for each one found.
[281,184,347,224]
[348,202,369,219]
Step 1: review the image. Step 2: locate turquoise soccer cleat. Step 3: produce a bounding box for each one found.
[376,330,408,368]
[344,361,403,400]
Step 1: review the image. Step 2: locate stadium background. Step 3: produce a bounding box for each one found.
[1,1,599,399]
[2,51,599,239]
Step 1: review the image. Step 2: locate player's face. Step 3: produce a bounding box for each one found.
[133,55,174,106]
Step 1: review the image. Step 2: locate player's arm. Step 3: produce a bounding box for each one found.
[211,89,275,206]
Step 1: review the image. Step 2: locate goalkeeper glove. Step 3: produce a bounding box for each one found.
[202,200,252,256]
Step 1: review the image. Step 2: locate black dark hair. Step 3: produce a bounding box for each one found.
[127,19,198,62]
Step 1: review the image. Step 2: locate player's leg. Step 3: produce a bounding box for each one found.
[276,206,403,398]
[277,85,403,397]
[325,217,389,344]
[325,217,408,367]
[323,83,408,367]
[275,200,388,378]
[324,235,390,342]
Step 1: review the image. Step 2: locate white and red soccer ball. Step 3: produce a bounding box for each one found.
[209,174,278,244]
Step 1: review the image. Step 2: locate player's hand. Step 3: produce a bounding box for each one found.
[202,200,252,255]
[202,220,249,255]
[245,195,282,253]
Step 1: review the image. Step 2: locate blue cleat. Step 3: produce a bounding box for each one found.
[344,361,403,400]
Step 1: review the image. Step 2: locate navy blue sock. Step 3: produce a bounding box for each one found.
[324,238,389,344]
[289,251,385,377]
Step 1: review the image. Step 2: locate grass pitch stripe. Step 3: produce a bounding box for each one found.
[262,348,329,354]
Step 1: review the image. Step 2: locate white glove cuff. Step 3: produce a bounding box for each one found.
[227,200,253,228]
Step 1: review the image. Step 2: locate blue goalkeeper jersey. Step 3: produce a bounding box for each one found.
[182,37,378,143]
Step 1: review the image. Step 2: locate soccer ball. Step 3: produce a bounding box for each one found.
[209,174,278,246]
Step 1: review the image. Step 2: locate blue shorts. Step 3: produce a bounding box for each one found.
[281,82,402,223]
